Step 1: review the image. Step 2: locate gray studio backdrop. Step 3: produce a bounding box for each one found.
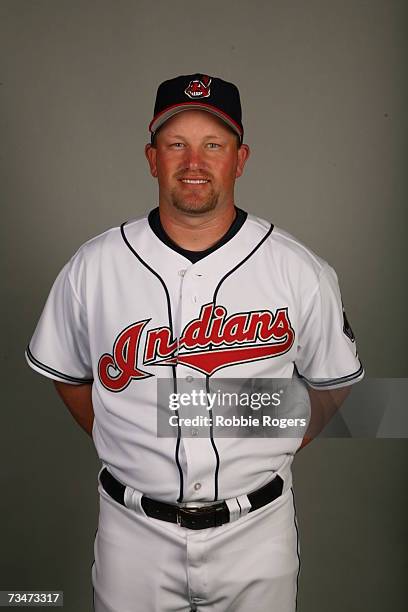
[1,1,407,611]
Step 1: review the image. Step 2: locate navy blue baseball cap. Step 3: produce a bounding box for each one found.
[149,73,243,143]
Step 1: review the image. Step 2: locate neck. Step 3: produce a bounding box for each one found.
[158,203,236,251]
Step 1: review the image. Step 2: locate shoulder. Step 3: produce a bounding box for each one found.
[68,212,149,266]
[60,213,150,294]
[270,226,327,275]
[246,212,328,275]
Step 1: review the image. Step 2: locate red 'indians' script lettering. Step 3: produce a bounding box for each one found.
[176,304,291,348]
[98,303,295,391]
[98,320,150,392]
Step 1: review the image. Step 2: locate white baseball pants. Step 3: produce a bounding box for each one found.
[92,480,300,612]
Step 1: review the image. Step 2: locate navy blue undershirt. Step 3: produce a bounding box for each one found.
[148,206,248,263]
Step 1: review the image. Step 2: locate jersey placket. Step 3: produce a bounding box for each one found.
[176,265,219,502]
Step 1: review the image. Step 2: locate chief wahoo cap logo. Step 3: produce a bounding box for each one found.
[184,75,212,99]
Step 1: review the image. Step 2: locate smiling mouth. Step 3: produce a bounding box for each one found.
[179,178,210,185]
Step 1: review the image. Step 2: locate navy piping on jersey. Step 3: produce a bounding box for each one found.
[291,488,301,611]
[213,222,274,303]
[120,222,185,502]
[206,376,220,501]
[148,206,248,263]
[25,345,94,384]
[209,221,274,500]
[299,361,364,388]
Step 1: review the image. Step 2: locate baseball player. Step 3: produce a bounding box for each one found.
[26,73,364,612]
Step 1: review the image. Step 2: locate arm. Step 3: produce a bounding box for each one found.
[297,385,352,451]
[53,381,94,437]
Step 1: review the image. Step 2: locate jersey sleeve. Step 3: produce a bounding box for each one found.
[295,263,364,389]
[25,256,93,385]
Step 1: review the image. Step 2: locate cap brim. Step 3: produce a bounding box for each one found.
[149,102,243,139]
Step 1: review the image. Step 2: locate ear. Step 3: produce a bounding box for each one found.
[235,144,250,178]
[145,143,158,178]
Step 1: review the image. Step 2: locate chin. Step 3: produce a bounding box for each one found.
[171,197,219,215]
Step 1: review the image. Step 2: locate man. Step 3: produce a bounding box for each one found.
[26,73,364,612]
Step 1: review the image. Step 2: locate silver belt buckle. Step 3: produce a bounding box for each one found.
[178,500,218,509]
[176,504,219,529]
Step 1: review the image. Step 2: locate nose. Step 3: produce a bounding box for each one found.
[184,146,205,170]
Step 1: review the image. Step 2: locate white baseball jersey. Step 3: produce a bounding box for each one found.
[26,208,364,504]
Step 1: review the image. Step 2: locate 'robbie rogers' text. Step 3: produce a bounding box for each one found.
[168,415,307,428]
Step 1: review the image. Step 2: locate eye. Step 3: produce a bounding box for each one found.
[170,142,185,148]
[206,142,221,149]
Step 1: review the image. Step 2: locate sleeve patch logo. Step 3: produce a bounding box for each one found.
[342,307,355,342]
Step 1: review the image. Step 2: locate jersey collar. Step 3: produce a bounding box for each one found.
[147,206,248,264]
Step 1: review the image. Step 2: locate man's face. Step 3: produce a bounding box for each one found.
[145,110,250,215]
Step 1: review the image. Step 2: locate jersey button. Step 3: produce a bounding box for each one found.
[186,375,193,383]
[194,483,202,491]
[191,429,198,437]
[178,269,186,277]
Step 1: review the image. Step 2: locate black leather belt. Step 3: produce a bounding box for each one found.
[100,468,284,530]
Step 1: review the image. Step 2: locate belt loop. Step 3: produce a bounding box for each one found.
[124,486,144,514]
[225,494,251,521]
[236,494,251,517]
[123,486,135,510]
[225,498,240,522]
